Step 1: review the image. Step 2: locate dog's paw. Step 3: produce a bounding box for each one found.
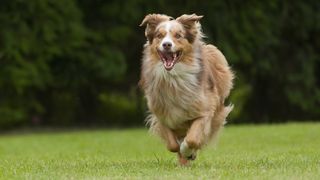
[186,153,197,160]
[180,140,197,160]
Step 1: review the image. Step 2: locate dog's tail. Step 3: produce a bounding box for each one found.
[223,103,234,125]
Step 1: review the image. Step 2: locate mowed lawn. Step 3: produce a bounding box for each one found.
[0,123,319,179]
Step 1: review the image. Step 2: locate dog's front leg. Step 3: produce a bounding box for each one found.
[157,123,180,152]
[180,117,210,160]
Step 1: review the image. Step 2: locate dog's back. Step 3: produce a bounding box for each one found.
[203,44,234,101]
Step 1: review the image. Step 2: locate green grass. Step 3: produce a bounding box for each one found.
[0,123,319,179]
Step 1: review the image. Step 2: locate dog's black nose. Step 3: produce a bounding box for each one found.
[162,42,172,50]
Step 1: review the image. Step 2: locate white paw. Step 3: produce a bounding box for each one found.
[180,140,197,160]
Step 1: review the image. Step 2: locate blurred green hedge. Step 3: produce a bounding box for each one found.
[0,0,319,129]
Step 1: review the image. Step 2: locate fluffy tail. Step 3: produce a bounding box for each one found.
[223,103,234,125]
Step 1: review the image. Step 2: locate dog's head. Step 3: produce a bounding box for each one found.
[140,14,203,71]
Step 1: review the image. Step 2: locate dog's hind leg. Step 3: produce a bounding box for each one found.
[209,104,233,142]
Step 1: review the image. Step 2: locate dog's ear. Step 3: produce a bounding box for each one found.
[140,14,172,42]
[176,14,203,28]
[176,14,203,43]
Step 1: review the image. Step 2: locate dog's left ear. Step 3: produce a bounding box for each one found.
[176,14,203,28]
[140,14,172,42]
[176,14,203,43]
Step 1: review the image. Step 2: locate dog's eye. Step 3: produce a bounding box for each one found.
[175,33,181,39]
[157,34,164,39]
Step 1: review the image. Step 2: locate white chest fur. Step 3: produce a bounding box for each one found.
[144,60,202,129]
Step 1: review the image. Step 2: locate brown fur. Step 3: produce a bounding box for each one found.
[139,13,234,165]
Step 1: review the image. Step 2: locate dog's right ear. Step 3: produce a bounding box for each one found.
[140,14,172,42]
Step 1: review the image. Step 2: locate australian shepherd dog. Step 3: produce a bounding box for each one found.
[139,14,234,165]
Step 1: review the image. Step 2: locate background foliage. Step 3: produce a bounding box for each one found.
[0,0,319,129]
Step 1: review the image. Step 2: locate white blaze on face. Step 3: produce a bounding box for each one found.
[159,21,175,51]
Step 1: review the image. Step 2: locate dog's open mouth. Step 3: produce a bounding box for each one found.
[157,50,182,71]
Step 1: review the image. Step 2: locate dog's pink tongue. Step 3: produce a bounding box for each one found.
[164,59,174,69]
[163,53,174,70]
